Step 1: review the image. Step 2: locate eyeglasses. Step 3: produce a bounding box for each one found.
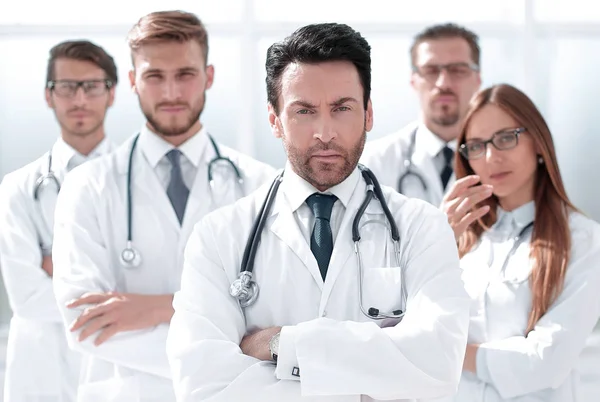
[47,79,113,98]
[412,62,479,83]
[459,128,527,160]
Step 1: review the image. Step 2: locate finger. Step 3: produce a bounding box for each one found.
[67,292,112,308]
[455,206,490,235]
[69,302,114,332]
[78,312,115,342]
[94,324,121,346]
[453,188,494,218]
[443,175,481,201]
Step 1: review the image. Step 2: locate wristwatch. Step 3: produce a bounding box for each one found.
[269,332,280,362]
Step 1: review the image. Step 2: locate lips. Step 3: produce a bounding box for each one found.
[489,172,511,180]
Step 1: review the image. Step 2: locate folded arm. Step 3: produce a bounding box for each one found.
[52,171,171,379]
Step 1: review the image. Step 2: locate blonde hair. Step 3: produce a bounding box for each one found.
[127,10,209,63]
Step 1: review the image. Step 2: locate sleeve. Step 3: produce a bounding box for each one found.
[474,224,600,399]
[0,174,62,322]
[52,169,171,379]
[167,203,470,401]
[272,205,470,400]
[167,215,308,402]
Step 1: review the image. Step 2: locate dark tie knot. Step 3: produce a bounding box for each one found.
[441,146,454,166]
[166,149,183,166]
[306,193,338,221]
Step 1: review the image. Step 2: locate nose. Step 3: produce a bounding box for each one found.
[162,77,183,101]
[72,87,87,105]
[485,142,502,163]
[313,116,338,143]
[435,68,452,89]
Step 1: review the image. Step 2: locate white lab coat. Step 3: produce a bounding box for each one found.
[167,167,471,402]
[52,133,276,402]
[446,204,600,402]
[0,139,113,402]
[360,122,455,207]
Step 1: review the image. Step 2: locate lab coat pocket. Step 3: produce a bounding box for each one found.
[362,267,404,322]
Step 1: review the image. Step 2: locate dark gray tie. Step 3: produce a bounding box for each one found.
[166,149,189,224]
[306,193,338,280]
[440,146,454,190]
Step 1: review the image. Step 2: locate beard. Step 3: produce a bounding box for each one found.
[429,90,460,126]
[283,129,366,191]
[140,93,205,137]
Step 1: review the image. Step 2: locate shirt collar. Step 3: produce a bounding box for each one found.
[415,123,457,158]
[494,200,536,232]
[138,124,208,168]
[51,136,111,172]
[281,160,360,213]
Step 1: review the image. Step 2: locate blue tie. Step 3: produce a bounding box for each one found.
[306,193,337,280]
[166,149,189,224]
[440,146,454,190]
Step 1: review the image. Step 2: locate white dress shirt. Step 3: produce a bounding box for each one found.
[415,124,457,178]
[283,161,358,244]
[138,125,208,190]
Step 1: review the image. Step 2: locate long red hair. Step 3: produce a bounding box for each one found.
[455,84,578,333]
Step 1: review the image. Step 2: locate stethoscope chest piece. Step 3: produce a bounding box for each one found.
[230,271,259,308]
[120,241,142,269]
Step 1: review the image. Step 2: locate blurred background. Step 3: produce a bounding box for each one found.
[1,0,599,391]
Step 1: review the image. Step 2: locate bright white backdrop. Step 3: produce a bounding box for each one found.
[0,0,599,326]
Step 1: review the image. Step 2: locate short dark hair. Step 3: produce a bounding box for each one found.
[128,10,209,65]
[410,23,480,67]
[265,23,371,115]
[46,40,118,85]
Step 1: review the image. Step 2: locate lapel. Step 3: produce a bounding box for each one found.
[116,135,181,232]
[318,176,365,312]
[268,190,324,291]
[412,148,444,205]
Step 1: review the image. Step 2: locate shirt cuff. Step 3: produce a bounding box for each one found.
[274,325,301,381]
[475,345,493,384]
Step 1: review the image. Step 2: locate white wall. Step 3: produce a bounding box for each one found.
[0,0,599,324]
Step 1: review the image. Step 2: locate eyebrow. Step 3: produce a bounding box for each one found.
[142,66,199,75]
[289,97,359,109]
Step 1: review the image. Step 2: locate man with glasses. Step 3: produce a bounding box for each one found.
[0,39,117,402]
[361,23,481,207]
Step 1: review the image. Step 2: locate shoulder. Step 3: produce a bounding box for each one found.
[382,184,448,228]
[0,153,48,199]
[362,123,417,160]
[216,144,277,177]
[569,211,600,257]
[195,178,273,236]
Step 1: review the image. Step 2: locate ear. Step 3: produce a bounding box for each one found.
[410,73,417,91]
[268,103,283,139]
[107,86,116,107]
[45,88,54,109]
[128,70,137,94]
[365,99,374,132]
[205,64,215,90]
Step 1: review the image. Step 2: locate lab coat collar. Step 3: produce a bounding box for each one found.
[494,200,536,232]
[51,136,111,173]
[415,123,457,159]
[280,160,360,213]
[138,124,208,169]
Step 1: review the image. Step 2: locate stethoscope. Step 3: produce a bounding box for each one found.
[488,221,534,274]
[229,165,407,321]
[397,128,428,195]
[119,131,245,269]
[32,151,62,255]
